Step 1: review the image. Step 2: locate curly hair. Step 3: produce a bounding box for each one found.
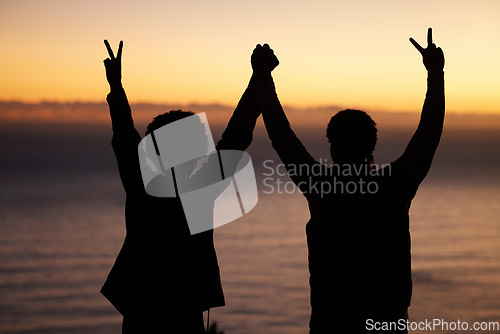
[145,109,195,136]
[326,109,377,163]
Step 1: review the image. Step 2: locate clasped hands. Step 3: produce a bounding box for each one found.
[251,43,280,76]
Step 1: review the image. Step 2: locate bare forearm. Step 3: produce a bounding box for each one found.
[107,85,135,135]
[107,87,143,194]
[217,75,260,151]
[419,70,445,137]
[410,70,445,160]
[257,74,291,144]
[397,69,445,186]
[257,73,314,166]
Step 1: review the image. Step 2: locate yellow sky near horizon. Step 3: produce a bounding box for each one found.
[1,0,499,115]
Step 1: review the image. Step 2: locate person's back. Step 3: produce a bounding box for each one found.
[305,162,410,301]
[303,162,413,331]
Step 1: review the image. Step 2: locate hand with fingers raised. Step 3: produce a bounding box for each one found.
[103,40,123,90]
[410,28,445,72]
[251,43,279,76]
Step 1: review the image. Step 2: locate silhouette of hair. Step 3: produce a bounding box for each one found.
[145,109,195,135]
[326,109,377,163]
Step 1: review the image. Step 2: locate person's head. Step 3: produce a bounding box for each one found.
[145,110,210,176]
[145,109,195,136]
[326,109,377,164]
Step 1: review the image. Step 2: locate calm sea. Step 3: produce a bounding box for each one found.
[1,120,499,333]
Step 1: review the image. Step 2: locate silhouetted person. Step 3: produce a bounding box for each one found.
[101,40,261,333]
[252,28,445,333]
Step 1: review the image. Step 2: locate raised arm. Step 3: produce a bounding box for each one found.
[104,40,135,134]
[395,28,445,190]
[253,44,316,170]
[103,40,144,194]
[216,72,260,151]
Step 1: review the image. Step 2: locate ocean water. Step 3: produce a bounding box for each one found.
[0,121,499,333]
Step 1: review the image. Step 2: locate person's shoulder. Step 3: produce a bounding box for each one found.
[372,162,394,176]
[380,158,419,200]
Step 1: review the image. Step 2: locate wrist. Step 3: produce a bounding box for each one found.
[256,75,275,92]
[253,71,273,83]
[427,69,444,76]
[427,70,445,84]
[109,82,123,93]
[427,70,445,92]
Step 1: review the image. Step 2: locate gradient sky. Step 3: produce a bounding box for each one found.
[1,0,499,114]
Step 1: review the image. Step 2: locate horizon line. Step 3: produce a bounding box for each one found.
[1,99,499,116]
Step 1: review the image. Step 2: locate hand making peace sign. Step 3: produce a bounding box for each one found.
[103,40,123,89]
[251,43,279,75]
[410,28,445,72]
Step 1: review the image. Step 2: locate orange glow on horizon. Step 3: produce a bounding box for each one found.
[0,1,499,115]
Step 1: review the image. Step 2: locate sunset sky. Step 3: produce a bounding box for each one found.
[1,0,499,115]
